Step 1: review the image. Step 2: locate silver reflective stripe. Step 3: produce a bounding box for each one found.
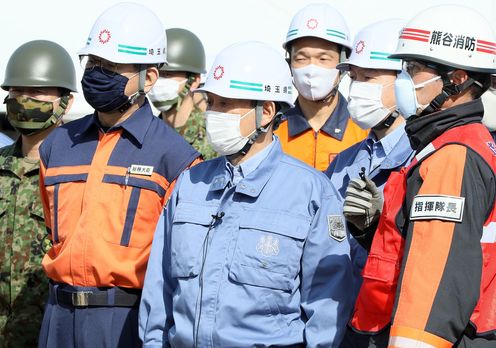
[389,336,436,348]
[415,142,436,162]
[482,222,496,243]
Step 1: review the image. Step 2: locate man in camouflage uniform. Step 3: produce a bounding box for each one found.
[148,28,216,159]
[0,40,76,347]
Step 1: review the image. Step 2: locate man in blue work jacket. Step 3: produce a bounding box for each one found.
[139,41,353,347]
[324,20,415,303]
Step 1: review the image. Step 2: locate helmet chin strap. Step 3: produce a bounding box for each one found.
[118,65,147,113]
[238,101,265,156]
[320,72,342,103]
[320,48,347,103]
[235,101,291,156]
[421,73,479,116]
[373,110,400,130]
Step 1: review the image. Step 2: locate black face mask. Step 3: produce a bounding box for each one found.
[81,67,134,113]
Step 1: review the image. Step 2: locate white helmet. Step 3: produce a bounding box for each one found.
[197,41,294,108]
[337,19,405,71]
[283,3,351,53]
[482,75,496,131]
[78,2,167,65]
[390,5,496,73]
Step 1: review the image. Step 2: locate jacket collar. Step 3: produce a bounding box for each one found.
[405,99,483,151]
[209,137,284,197]
[0,138,39,177]
[79,99,155,145]
[285,93,350,140]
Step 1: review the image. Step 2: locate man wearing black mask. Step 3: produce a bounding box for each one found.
[36,3,200,348]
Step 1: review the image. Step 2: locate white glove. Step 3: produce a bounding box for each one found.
[343,176,383,231]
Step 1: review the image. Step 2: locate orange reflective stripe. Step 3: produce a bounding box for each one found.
[45,165,91,177]
[394,145,467,331]
[104,165,127,176]
[389,326,452,348]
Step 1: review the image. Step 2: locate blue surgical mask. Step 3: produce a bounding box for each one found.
[394,70,441,118]
[81,68,136,113]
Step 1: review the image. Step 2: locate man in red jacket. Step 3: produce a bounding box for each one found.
[343,5,496,347]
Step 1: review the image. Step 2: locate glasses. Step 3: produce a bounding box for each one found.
[404,61,428,77]
[80,56,120,77]
[404,61,445,77]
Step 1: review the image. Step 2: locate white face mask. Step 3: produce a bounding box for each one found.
[292,64,340,101]
[205,108,255,156]
[148,77,187,112]
[394,70,441,118]
[482,88,496,132]
[347,81,396,129]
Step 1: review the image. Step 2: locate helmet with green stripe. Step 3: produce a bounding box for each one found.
[78,2,167,65]
[283,3,352,56]
[196,41,294,108]
[337,19,405,72]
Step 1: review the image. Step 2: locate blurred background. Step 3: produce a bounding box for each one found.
[1,0,495,135]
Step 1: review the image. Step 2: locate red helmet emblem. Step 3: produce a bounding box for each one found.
[98,29,111,44]
[213,65,225,80]
[306,18,318,30]
[355,40,365,54]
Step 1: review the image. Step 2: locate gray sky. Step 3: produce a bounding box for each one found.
[1,0,495,116]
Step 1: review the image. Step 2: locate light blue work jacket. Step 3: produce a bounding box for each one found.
[140,137,353,347]
[325,124,414,302]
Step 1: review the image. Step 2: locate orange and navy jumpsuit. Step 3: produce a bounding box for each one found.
[346,99,496,347]
[275,94,368,171]
[38,102,200,290]
[37,101,200,346]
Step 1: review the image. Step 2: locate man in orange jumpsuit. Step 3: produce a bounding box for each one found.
[275,3,368,170]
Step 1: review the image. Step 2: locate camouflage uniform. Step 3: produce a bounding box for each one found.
[0,140,49,348]
[176,107,217,160]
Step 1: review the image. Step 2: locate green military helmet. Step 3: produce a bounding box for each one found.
[162,28,206,74]
[2,40,77,92]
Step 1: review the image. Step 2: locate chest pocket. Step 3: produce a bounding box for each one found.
[29,196,45,221]
[229,211,310,292]
[44,174,87,243]
[102,174,166,248]
[170,202,219,278]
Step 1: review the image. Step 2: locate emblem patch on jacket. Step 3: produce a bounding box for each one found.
[328,215,346,242]
[410,194,465,222]
[256,235,280,256]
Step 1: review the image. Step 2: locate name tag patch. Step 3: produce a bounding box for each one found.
[129,164,154,176]
[328,215,346,242]
[410,194,465,222]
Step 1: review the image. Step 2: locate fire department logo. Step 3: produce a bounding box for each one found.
[98,29,111,44]
[256,235,280,257]
[355,40,365,54]
[213,65,225,80]
[306,18,318,30]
